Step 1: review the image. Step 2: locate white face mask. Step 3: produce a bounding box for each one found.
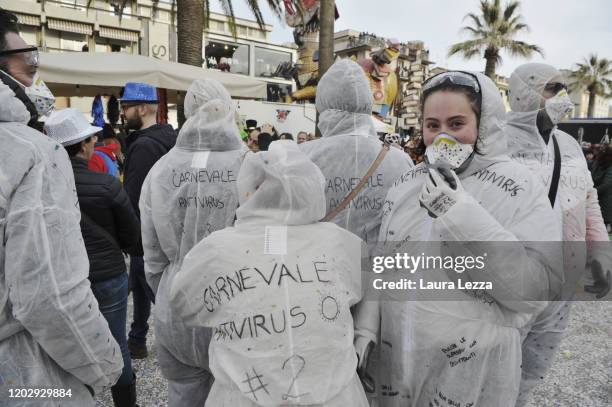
[25,72,55,117]
[544,89,573,125]
[425,133,474,170]
[0,70,55,118]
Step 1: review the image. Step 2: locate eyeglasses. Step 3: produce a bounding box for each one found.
[544,82,568,94]
[0,46,39,66]
[121,104,143,112]
[423,71,481,94]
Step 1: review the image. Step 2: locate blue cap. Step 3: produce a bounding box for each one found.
[120,82,158,104]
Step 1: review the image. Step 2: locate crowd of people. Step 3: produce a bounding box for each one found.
[0,6,611,407]
[243,121,318,152]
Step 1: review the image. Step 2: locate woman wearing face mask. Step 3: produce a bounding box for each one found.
[505,63,611,406]
[358,71,562,406]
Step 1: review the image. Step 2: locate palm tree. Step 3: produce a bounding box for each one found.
[448,0,543,79]
[569,54,612,118]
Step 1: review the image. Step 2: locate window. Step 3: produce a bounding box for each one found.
[209,21,226,33]
[95,38,135,54]
[255,47,292,78]
[153,9,170,23]
[204,40,249,75]
[59,0,87,11]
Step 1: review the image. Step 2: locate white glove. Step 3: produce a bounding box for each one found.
[419,166,465,218]
[585,254,611,299]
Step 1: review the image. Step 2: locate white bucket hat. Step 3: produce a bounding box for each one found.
[44,108,102,146]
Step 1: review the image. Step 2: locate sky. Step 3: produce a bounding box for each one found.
[212,0,612,78]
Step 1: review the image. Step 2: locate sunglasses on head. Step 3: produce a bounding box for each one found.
[423,71,481,94]
[544,82,568,94]
[0,46,39,66]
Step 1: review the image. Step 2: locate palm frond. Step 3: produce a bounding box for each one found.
[461,26,486,37]
[448,39,486,58]
[118,0,129,20]
[203,0,210,29]
[264,0,284,21]
[463,12,484,30]
[220,0,238,38]
[502,40,543,58]
[503,0,520,21]
[569,54,612,97]
[243,0,266,28]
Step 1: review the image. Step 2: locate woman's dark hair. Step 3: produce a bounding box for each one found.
[65,137,92,157]
[280,132,293,140]
[420,83,482,124]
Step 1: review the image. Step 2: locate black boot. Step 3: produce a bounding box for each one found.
[111,374,138,407]
[128,339,148,359]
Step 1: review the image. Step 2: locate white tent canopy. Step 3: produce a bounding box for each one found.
[39,52,267,101]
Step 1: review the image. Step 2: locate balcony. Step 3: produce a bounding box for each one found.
[346,33,387,51]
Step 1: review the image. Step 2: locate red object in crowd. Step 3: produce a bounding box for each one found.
[157,88,168,124]
[88,143,120,174]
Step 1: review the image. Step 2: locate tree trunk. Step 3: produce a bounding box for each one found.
[483,47,497,79]
[587,89,597,118]
[318,0,336,78]
[316,0,336,137]
[176,0,204,128]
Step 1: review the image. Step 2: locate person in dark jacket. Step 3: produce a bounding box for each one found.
[120,82,177,359]
[592,147,612,229]
[45,108,141,407]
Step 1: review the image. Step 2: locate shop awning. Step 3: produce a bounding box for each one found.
[39,52,267,101]
[99,26,139,43]
[47,18,93,35]
[15,13,40,27]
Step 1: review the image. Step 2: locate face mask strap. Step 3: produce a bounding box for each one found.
[0,69,39,125]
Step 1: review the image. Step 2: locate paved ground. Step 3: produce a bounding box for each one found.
[95,300,611,407]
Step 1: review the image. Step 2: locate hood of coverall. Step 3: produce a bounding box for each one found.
[0,81,30,124]
[506,63,564,148]
[177,78,244,151]
[316,58,377,138]
[236,140,327,225]
[457,71,510,176]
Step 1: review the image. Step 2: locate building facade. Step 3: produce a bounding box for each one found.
[334,29,432,135]
[0,0,297,108]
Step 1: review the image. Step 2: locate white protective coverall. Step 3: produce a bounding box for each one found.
[0,83,122,405]
[300,59,414,243]
[170,141,369,407]
[505,63,611,406]
[362,72,563,407]
[140,78,247,406]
